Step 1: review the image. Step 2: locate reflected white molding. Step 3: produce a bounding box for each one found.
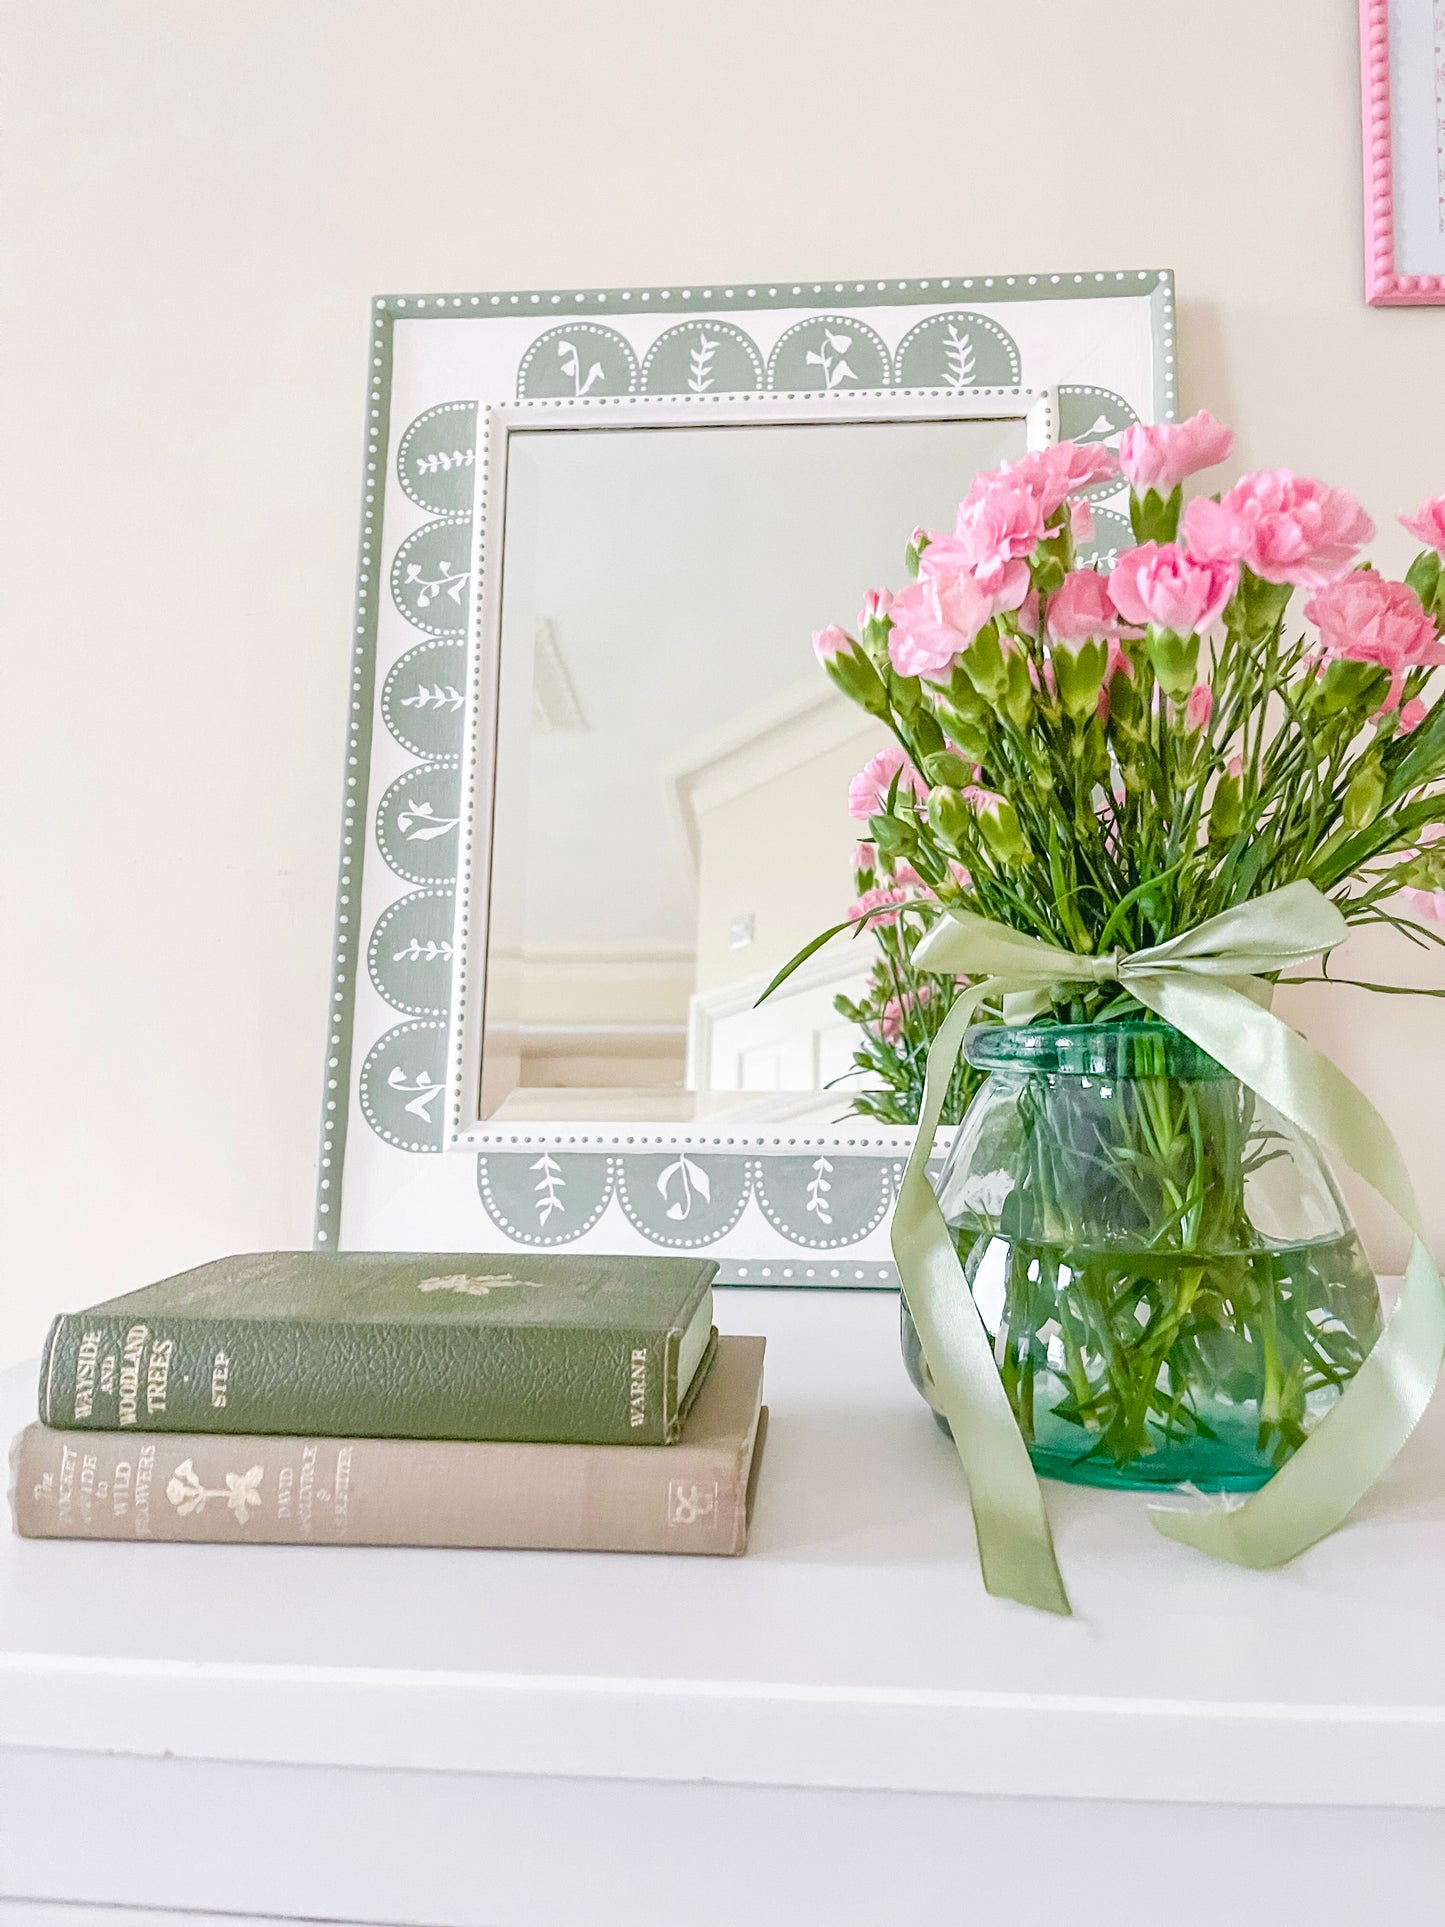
[531,617,589,731]
[660,678,877,877]
[685,945,872,1092]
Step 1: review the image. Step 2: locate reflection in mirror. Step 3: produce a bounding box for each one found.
[480,416,1029,1124]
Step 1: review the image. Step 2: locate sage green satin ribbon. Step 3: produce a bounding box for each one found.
[894,879,1445,1617]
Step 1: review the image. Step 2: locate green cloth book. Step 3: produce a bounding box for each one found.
[38,1251,717,1445]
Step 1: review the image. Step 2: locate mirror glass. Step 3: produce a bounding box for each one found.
[479,415,1028,1124]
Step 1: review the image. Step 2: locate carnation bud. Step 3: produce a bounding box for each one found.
[1401,846,1445,891]
[905,527,931,580]
[1235,572,1292,641]
[960,627,1032,727]
[1343,757,1386,831]
[925,786,975,856]
[1051,635,1110,723]
[857,589,894,658]
[1404,548,1442,617]
[1208,758,1244,842]
[814,626,893,721]
[923,749,975,788]
[934,702,991,762]
[1128,484,1183,546]
[1144,628,1201,702]
[868,811,918,858]
[973,791,1033,868]
[1183,682,1213,734]
[1317,656,1389,717]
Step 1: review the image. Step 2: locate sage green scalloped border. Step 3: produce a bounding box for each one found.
[377,267,1175,331]
[315,270,1177,1247]
[315,301,392,1245]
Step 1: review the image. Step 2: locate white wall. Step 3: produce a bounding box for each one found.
[4,0,1443,1361]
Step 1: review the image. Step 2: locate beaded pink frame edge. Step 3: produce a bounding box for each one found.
[1361,0,1445,304]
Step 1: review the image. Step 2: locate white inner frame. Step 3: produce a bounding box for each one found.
[442,384,1056,1154]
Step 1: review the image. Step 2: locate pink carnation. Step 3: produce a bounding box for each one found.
[852,841,877,872]
[857,587,893,629]
[880,984,932,1043]
[1069,500,1096,543]
[1108,542,1238,635]
[998,441,1119,516]
[921,478,1044,600]
[1304,573,1445,708]
[1399,698,1428,734]
[1183,682,1214,733]
[1400,497,1445,558]
[886,571,993,679]
[812,624,852,664]
[1399,887,1445,928]
[1106,636,1134,682]
[846,885,912,929]
[1118,410,1233,496]
[848,746,926,822]
[1182,470,1374,588]
[1047,569,1125,645]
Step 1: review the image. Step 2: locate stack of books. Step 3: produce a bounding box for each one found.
[10,1251,767,1556]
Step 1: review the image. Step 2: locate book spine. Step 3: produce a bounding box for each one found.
[37,1312,679,1444]
[10,1421,756,1556]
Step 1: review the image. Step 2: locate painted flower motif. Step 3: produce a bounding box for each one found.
[1118,410,1233,496]
[1182,470,1375,587]
[1047,569,1126,644]
[1400,497,1445,558]
[847,746,926,822]
[1108,542,1238,634]
[1304,573,1445,707]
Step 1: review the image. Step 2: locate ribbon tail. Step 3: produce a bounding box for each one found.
[1127,972,1445,1569]
[891,979,1072,1616]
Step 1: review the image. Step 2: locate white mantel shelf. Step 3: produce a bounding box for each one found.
[1,1286,1443,1924]
[2,1286,1443,1808]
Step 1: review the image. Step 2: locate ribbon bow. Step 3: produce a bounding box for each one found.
[894,879,1445,1616]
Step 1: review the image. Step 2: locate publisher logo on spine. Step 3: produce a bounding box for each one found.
[667,1480,718,1528]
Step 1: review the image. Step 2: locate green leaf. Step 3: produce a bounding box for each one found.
[1383,694,1445,802]
[753,918,858,1006]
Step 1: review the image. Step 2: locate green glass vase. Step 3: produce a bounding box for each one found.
[900,1020,1383,1491]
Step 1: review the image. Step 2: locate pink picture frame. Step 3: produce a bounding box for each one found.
[1361,0,1445,303]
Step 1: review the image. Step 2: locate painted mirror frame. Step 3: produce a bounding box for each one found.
[319,271,1177,1284]
[1361,0,1445,305]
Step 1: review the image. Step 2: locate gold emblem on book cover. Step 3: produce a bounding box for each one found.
[417,1272,543,1297]
[165,1458,264,1524]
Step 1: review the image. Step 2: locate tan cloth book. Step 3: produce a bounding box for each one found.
[11,1336,766,1557]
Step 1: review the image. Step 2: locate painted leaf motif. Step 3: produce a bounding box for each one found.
[685,1157,712,1204]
